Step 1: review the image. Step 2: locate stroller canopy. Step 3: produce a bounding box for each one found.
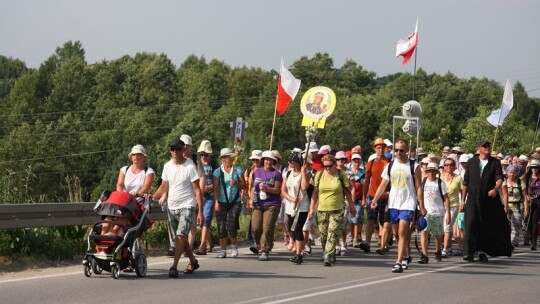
[97,191,140,219]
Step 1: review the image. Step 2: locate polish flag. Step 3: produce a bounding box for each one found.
[396,19,419,65]
[276,57,301,115]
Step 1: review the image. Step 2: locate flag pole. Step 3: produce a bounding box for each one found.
[413,46,418,100]
[269,95,279,150]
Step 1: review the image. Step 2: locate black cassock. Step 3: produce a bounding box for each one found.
[463,156,512,257]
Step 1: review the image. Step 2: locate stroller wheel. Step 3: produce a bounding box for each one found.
[84,263,92,277]
[134,254,147,278]
[91,258,103,274]
[111,263,120,279]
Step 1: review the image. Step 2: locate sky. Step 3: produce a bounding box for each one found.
[2,0,540,97]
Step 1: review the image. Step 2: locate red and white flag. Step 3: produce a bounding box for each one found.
[276,57,301,115]
[396,19,419,65]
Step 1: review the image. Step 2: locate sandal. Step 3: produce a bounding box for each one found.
[183,259,200,274]
[194,247,207,255]
[168,267,178,278]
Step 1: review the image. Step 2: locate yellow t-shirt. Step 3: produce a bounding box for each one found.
[315,170,350,211]
[444,174,463,208]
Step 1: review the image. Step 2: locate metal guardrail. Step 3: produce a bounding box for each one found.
[0,202,167,229]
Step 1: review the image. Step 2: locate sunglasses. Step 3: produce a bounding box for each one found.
[170,147,183,152]
[444,164,454,167]
[199,153,209,157]
[481,145,491,148]
[394,149,405,153]
[336,158,347,161]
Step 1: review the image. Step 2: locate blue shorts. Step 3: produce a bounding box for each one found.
[202,196,214,227]
[170,207,196,237]
[348,201,364,224]
[389,208,415,224]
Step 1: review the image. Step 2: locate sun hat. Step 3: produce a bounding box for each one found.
[451,146,463,153]
[128,144,147,158]
[287,152,302,165]
[271,150,282,160]
[518,155,529,163]
[319,145,332,155]
[180,134,193,146]
[248,150,263,160]
[383,139,393,147]
[528,159,540,167]
[307,142,319,153]
[417,216,427,231]
[220,147,234,157]
[335,151,347,159]
[426,162,439,171]
[261,150,277,161]
[441,146,451,153]
[421,157,431,164]
[351,153,362,160]
[169,138,185,149]
[196,140,212,154]
[373,138,386,148]
[416,147,427,157]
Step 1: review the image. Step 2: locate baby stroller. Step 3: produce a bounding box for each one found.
[83,191,152,279]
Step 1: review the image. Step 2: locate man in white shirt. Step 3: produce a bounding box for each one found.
[154,138,203,277]
[371,139,426,273]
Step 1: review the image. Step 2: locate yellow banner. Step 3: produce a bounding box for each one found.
[300,86,336,128]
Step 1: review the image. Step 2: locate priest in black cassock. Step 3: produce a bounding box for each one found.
[461,139,512,262]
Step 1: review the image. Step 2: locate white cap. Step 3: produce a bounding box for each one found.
[459,154,470,163]
[383,139,393,147]
[261,150,277,161]
[351,153,362,160]
[319,145,332,155]
[180,134,192,146]
[518,154,529,163]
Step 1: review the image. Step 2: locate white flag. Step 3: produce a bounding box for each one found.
[487,80,513,127]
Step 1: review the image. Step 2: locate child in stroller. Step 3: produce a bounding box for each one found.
[83,190,152,279]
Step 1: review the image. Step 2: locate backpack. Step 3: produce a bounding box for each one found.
[422,177,444,200]
[124,165,148,174]
[315,169,351,194]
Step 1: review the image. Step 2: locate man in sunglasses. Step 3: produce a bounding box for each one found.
[153,138,204,277]
[461,139,512,262]
[371,139,425,273]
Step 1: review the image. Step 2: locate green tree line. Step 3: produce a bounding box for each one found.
[1,41,539,204]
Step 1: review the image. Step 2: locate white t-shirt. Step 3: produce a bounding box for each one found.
[161,159,199,210]
[423,178,448,216]
[284,171,309,215]
[120,166,155,194]
[381,160,419,211]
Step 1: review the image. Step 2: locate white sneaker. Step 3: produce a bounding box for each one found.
[258,251,269,261]
[339,246,347,256]
[217,250,227,258]
[230,245,238,258]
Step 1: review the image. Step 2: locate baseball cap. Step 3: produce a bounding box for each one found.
[351,153,362,160]
[180,134,193,146]
[319,145,332,155]
[169,138,185,149]
[335,151,347,159]
[477,139,491,147]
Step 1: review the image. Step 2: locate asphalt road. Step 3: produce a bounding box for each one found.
[1,241,539,304]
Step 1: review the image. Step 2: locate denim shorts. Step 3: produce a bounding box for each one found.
[169,207,196,237]
[202,197,214,227]
[348,201,364,224]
